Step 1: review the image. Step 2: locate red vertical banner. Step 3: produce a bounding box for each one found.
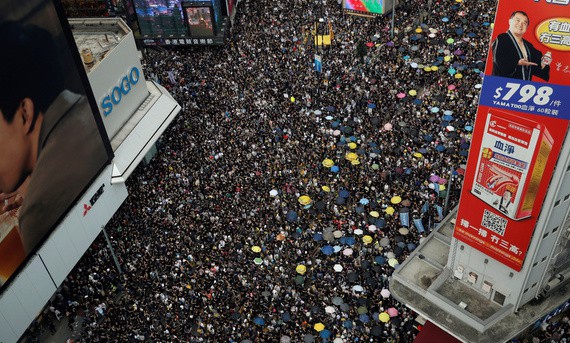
[454,0,570,271]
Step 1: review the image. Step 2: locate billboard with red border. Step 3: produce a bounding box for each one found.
[454,0,570,271]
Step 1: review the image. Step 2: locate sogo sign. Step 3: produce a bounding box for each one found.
[100,67,140,116]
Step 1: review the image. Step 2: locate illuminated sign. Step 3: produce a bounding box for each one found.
[101,66,140,116]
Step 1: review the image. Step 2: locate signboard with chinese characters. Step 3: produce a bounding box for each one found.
[141,36,224,46]
[454,0,570,271]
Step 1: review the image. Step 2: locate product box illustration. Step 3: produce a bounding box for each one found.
[471,110,553,220]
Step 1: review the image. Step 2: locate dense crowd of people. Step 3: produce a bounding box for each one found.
[29,0,569,342]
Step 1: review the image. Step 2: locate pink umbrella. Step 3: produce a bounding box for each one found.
[383,123,393,131]
[380,288,391,298]
[387,307,399,317]
[343,248,354,256]
[447,84,456,90]
[438,178,447,185]
[396,93,406,99]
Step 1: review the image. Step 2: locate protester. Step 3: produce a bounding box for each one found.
[42,0,518,342]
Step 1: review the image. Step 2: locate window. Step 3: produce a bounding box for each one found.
[553,226,559,233]
[493,291,506,306]
[532,282,538,288]
[555,200,561,207]
[542,256,548,262]
[482,281,493,293]
[564,194,570,201]
[468,272,478,284]
[523,288,529,293]
[533,261,539,267]
[543,232,549,239]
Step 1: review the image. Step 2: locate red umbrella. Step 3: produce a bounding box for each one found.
[365,42,374,47]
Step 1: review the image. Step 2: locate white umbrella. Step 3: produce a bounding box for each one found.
[368,225,377,232]
[281,336,292,343]
[354,229,364,235]
[381,288,391,298]
[386,251,395,259]
[334,338,344,343]
[269,189,279,197]
[343,248,353,256]
[333,230,343,238]
[333,264,343,272]
[325,306,336,314]
[314,110,322,115]
[333,130,341,136]
[380,237,390,247]
[399,228,409,235]
[352,285,364,292]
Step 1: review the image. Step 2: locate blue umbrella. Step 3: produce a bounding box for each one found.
[313,233,323,241]
[442,17,449,22]
[459,150,469,156]
[333,246,342,253]
[360,198,370,205]
[424,135,433,142]
[443,115,454,121]
[321,245,334,255]
[326,106,336,112]
[419,148,428,154]
[335,197,346,205]
[349,136,357,142]
[282,312,291,322]
[397,241,406,249]
[254,317,265,325]
[286,210,298,222]
[343,320,354,329]
[465,125,473,131]
[413,99,422,105]
[375,256,386,264]
[339,237,348,245]
[468,32,476,37]
[320,330,332,339]
[331,165,339,173]
[441,121,449,127]
[355,206,365,214]
[436,145,446,152]
[345,237,356,246]
[359,314,370,323]
[331,121,339,128]
[407,243,417,251]
[430,107,440,113]
[375,218,386,228]
[339,189,350,198]
[456,28,464,35]
[367,103,377,109]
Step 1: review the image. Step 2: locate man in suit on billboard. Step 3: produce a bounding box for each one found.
[0,21,109,255]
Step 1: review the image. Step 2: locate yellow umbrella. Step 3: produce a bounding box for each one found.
[369,211,380,218]
[251,246,262,253]
[413,152,423,158]
[348,142,357,149]
[379,312,390,323]
[298,195,312,205]
[351,159,361,165]
[455,73,463,79]
[388,258,399,267]
[431,66,439,71]
[314,323,325,332]
[363,235,373,244]
[439,184,446,191]
[385,206,395,215]
[290,96,296,102]
[296,264,307,275]
[423,66,431,72]
[444,55,452,62]
[346,152,358,161]
[415,28,422,33]
[408,89,417,96]
[322,158,334,167]
[321,185,331,192]
[391,196,402,204]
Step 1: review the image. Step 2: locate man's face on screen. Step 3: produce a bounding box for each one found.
[509,13,529,38]
[0,107,31,194]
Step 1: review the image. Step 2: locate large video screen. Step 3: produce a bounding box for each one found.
[185,6,214,36]
[134,0,187,37]
[344,0,383,15]
[0,0,112,290]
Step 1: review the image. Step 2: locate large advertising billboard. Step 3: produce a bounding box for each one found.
[454,0,570,271]
[344,0,383,15]
[0,0,112,289]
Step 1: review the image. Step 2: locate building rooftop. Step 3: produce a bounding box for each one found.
[390,208,570,342]
[69,18,130,73]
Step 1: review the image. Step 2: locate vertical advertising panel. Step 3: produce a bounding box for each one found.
[454,0,570,271]
[0,0,111,290]
[184,5,215,37]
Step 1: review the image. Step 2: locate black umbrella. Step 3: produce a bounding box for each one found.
[371,326,382,336]
[348,272,358,282]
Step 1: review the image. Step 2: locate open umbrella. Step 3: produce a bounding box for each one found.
[333,230,343,238]
[320,330,332,339]
[333,264,343,272]
[251,246,262,253]
[343,248,353,256]
[322,159,334,167]
[254,317,265,325]
[303,334,315,343]
[384,123,393,131]
[286,210,298,222]
[254,257,263,265]
[359,198,370,205]
[385,207,395,215]
[314,323,325,332]
[369,211,380,218]
[294,275,304,284]
[330,165,340,173]
[387,307,399,317]
[388,258,399,267]
[298,195,312,205]
[381,288,391,298]
[379,312,390,323]
[399,228,409,235]
[352,285,364,292]
[325,306,336,314]
[334,338,344,343]
[269,189,279,196]
[375,256,386,264]
[296,265,307,274]
[281,336,291,343]
[363,235,373,244]
[321,245,334,255]
[354,228,364,235]
[408,89,417,96]
[368,225,377,232]
[390,196,402,204]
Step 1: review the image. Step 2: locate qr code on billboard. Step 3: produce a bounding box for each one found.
[481,209,507,236]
